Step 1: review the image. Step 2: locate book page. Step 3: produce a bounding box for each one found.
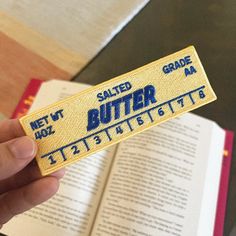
[91,113,225,236]
[29,80,91,111]
[2,80,117,236]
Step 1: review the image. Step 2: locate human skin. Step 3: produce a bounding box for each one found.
[0,119,65,229]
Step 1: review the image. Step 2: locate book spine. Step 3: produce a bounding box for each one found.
[214,130,234,236]
[11,79,43,119]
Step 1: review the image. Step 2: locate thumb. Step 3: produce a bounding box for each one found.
[0,136,37,180]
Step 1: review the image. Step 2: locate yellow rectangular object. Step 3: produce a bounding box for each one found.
[20,46,217,175]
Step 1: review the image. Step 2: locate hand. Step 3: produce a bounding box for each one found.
[0,119,65,229]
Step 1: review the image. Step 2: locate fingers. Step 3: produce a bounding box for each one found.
[0,136,37,180]
[0,161,65,194]
[0,177,59,227]
[0,119,65,228]
[0,119,25,143]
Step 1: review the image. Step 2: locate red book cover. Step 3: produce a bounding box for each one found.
[11,78,43,119]
[214,130,234,236]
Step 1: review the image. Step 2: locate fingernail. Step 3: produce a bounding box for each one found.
[50,168,66,179]
[9,136,37,159]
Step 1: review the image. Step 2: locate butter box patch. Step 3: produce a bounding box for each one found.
[20,46,216,175]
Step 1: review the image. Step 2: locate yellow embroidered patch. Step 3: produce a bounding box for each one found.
[20,46,216,175]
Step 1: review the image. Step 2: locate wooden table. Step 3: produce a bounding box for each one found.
[74,1,236,235]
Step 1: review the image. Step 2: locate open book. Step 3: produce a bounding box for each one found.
[2,80,234,236]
